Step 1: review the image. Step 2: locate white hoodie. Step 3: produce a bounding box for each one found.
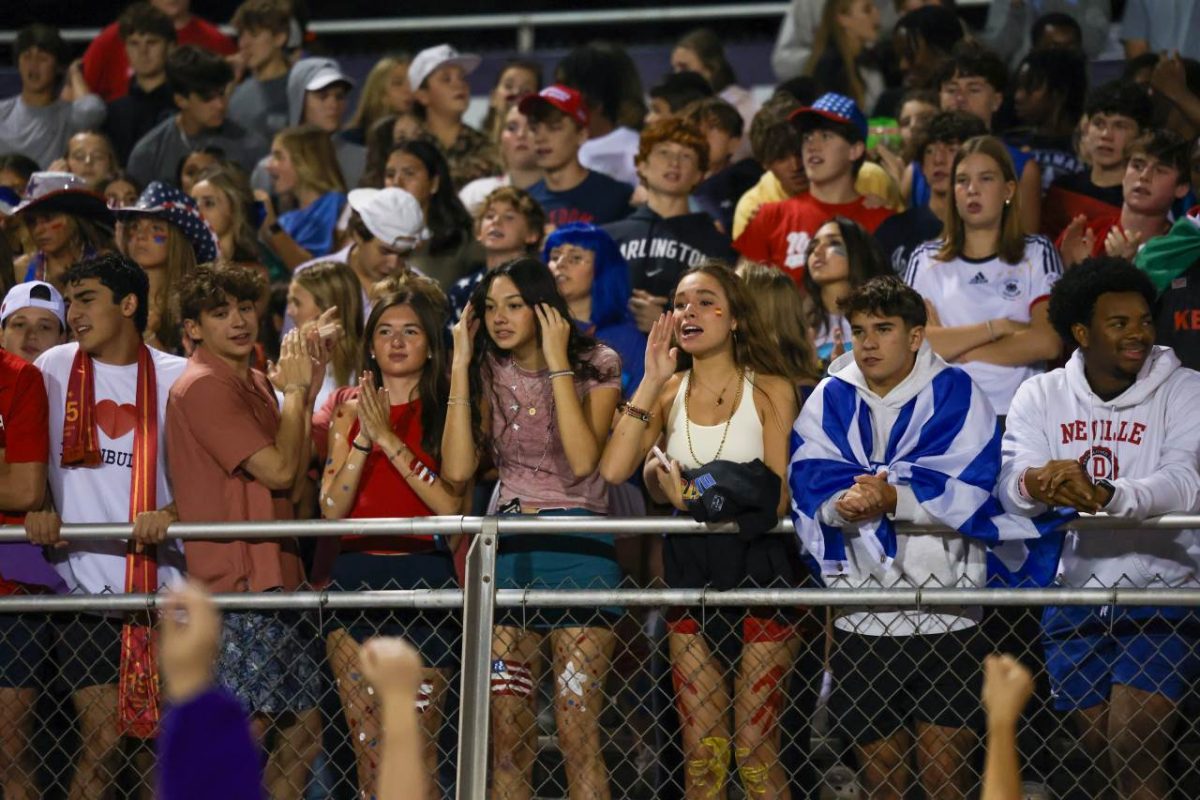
[999,346,1200,588]
[820,342,988,635]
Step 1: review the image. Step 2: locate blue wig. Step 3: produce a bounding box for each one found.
[542,223,633,329]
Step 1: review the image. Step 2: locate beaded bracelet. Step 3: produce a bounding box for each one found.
[619,402,653,423]
[548,369,575,380]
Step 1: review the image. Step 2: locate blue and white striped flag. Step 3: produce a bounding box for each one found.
[788,366,1073,587]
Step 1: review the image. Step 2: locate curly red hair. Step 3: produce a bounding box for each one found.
[635,117,709,175]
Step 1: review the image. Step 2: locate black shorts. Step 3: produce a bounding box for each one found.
[325,550,461,670]
[0,613,54,689]
[54,614,122,691]
[829,625,986,745]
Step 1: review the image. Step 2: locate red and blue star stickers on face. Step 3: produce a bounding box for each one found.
[121,181,221,264]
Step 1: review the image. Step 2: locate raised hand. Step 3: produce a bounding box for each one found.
[981,653,1034,729]
[535,303,572,371]
[359,636,424,698]
[450,302,478,370]
[831,322,846,360]
[642,313,678,389]
[159,582,222,702]
[308,306,343,354]
[253,190,277,233]
[629,289,668,334]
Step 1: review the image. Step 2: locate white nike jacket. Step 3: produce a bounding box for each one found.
[999,346,1200,588]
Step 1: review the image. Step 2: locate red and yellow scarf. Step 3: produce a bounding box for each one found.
[62,345,161,739]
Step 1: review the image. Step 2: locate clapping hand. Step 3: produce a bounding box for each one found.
[1059,215,1096,267]
[356,371,399,454]
[1104,226,1143,260]
[268,329,314,394]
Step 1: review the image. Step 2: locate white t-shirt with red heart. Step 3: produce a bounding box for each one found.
[35,342,188,596]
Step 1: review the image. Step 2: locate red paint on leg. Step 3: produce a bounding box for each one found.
[749,665,786,731]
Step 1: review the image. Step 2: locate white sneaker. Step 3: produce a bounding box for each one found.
[1023,781,1053,800]
[819,765,863,800]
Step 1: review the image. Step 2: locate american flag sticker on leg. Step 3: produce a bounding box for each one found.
[491,659,535,697]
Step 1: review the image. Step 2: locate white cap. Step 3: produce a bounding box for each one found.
[347,188,430,252]
[408,44,481,91]
[305,63,354,92]
[1,281,66,327]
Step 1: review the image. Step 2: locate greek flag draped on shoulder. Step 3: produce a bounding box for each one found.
[788,367,1072,587]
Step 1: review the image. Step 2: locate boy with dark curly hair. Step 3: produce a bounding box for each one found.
[999,256,1200,799]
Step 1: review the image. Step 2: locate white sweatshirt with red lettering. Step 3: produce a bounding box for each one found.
[999,345,1200,588]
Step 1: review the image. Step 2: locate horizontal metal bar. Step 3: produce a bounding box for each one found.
[0,516,482,542]
[0,1,989,44]
[498,587,1200,607]
[2,513,1196,543]
[6,585,1200,613]
[0,5,790,44]
[0,590,464,613]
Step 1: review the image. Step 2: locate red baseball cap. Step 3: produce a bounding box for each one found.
[518,84,590,127]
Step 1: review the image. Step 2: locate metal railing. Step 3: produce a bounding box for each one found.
[0,1,990,49]
[3,513,1200,799]
[1,5,790,49]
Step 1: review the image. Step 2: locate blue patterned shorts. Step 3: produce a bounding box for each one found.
[215,610,320,716]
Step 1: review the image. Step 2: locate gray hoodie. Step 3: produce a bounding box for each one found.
[287,58,365,187]
[820,342,988,636]
[250,58,367,192]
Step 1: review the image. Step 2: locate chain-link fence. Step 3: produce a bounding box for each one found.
[3,516,1200,799]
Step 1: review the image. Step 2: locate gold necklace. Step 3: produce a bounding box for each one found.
[691,370,738,405]
[684,368,744,465]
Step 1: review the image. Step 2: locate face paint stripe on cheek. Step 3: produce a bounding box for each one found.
[152,235,167,244]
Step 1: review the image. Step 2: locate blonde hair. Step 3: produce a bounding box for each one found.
[292,260,363,386]
[805,0,867,106]
[123,222,196,354]
[276,125,347,197]
[193,165,259,263]
[349,55,409,135]
[736,262,822,390]
[937,135,1025,265]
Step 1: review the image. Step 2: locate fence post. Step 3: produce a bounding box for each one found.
[456,517,498,799]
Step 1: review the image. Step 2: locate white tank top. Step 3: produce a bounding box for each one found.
[665,370,764,470]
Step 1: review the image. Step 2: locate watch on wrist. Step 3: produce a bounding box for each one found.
[1095,479,1115,507]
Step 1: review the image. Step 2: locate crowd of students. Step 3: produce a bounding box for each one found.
[2,0,1200,797]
